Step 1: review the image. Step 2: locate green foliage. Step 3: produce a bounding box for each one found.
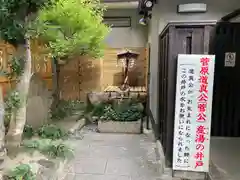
[6,56,25,80]
[100,100,144,122]
[37,124,67,139]
[0,0,49,46]
[23,139,39,149]
[4,90,21,130]
[6,164,35,180]
[2,56,25,131]
[22,139,74,159]
[34,0,109,59]
[102,105,143,122]
[4,91,21,111]
[23,125,34,139]
[17,124,67,140]
[40,141,74,159]
[50,100,85,121]
[91,102,111,117]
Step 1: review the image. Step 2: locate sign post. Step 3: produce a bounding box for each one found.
[172,54,215,179]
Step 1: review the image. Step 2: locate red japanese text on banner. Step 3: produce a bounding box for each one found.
[173,54,215,172]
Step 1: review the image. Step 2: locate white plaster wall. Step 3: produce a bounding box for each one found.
[104,9,148,48]
[157,0,240,33]
[149,4,160,121]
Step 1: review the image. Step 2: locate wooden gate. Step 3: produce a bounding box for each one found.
[210,22,240,137]
[59,56,102,101]
[157,23,214,167]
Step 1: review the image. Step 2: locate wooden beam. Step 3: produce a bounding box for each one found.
[221,8,240,21]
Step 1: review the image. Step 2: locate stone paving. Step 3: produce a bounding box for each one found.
[63,125,163,180]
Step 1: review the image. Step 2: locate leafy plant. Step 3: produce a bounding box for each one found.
[100,101,144,122]
[22,139,74,159]
[22,139,40,149]
[34,0,109,59]
[6,56,25,80]
[6,164,35,180]
[23,125,34,139]
[50,106,68,121]
[4,90,21,131]
[40,142,74,159]
[37,124,67,139]
[91,102,111,117]
[50,100,85,120]
[0,0,49,46]
[4,91,21,112]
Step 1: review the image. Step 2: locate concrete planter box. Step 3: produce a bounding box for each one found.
[98,119,141,134]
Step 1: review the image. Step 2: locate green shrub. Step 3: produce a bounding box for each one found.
[50,100,85,121]
[22,139,74,159]
[91,102,111,117]
[22,140,40,149]
[5,56,25,80]
[37,124,67,140]
[40,142,74,159]
[23,125,34,139]
[101,101,144,122]
[4,90,21,133]
[35,0,109,59]
[6,164,35,180]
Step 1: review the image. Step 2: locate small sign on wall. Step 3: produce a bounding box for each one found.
[173,54,215,173]
[225,52,236,67]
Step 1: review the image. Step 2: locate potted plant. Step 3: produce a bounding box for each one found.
[97,100,144,134]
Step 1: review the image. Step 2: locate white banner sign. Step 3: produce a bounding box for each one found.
[173,54,215,172]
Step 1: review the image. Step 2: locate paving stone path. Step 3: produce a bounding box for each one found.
[64,125,163,180]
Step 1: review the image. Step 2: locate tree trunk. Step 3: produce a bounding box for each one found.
[51,57,60,110]
[6,37,32,147]
[0,86,6,174]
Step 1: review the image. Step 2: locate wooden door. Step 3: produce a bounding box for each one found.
[159,25,209,167]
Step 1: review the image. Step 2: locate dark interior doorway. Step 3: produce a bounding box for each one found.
[210,22,240,137]
[201,21,240,180]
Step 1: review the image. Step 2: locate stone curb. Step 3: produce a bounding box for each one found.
[207,161,229,180]
[68,118,86,134]
[155,140,165,175]
[143,128,155,141]
[142,129,165,177]
[143,129,207,180]
[98,120,141,134]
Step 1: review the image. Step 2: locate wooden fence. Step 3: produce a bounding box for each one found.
[59,47,148,101]
[0,41,148,101]
[0,40,52,96]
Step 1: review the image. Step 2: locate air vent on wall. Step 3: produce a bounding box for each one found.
[103,17,131,27]
[177,3,207,13]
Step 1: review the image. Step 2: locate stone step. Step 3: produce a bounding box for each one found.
[208,161,230,180]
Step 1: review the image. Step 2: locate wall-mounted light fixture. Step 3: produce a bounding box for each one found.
[138,0,155,25]
[177,3,207,13]
[138,0,155,15]
[144,0,154,9]
[139,12,152,26]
